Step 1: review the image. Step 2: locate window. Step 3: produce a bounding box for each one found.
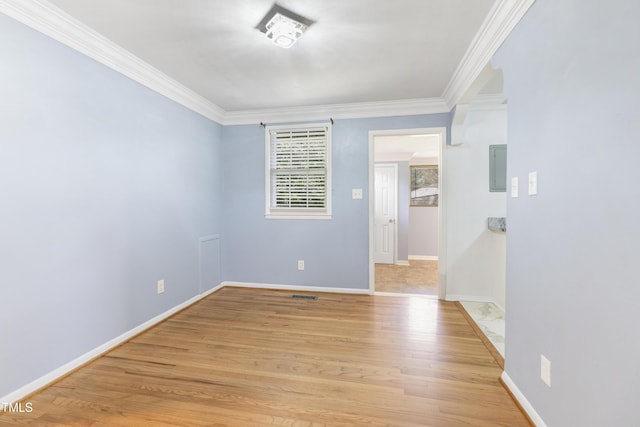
[410,165,438,207]
[265,123,331,219]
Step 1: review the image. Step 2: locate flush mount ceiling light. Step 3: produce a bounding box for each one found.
[256,4,314,49]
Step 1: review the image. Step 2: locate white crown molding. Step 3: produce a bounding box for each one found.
[1,0,529,126]
[222,97,450,126]
[442,0,536,109]
[0,0,226,124]
[0,0,448,126]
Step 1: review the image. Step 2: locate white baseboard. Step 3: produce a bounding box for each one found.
[445,294,496,304]
[374,291,438,299]
[1,283,225,404]
[222,281,370,295]
[395,260,410,266]
[501,371,547,427]
[409,255,438,261]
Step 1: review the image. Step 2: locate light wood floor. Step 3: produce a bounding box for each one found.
[2,287,529,426]
[375,260,438,295]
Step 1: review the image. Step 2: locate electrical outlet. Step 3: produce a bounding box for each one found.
[352,188,363,199]
[157,279,165,294]
[298,260,305,271]
[541,354,551,387]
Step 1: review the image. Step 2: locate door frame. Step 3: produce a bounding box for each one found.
[368,127,448,299]
[373,163,398,264]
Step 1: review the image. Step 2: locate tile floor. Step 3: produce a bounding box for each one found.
[459,301,505,357]
[374,260,438,295]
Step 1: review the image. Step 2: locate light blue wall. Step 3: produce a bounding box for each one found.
[0,15,223,397]
[409,207,438,257]
[222,115,449,288]
[396,161,410,262]
[493,0,640,425]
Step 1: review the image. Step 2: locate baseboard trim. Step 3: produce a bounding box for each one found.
[374,291,438,299]
[446,294,505,313]
[222,281,370,295]
[408,255,438,261]
[445,294,496,304]
[1,283,225,404]
[395,260,410,266]
[501,372,547,427]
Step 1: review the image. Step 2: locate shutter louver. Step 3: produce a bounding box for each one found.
[270,127,328,210]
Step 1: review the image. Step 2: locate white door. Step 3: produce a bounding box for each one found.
[374,164,397,264]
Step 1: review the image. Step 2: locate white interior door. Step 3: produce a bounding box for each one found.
[374,164,397,264]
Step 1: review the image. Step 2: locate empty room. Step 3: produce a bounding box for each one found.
[1,1,638,426]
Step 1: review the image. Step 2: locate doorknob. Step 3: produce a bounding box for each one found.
[389,219,395,223]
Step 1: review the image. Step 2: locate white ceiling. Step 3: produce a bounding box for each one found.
[46,0,496,112]
[375,134,440,163]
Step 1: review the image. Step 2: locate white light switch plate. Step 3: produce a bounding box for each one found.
[352,188,363,199]
[511,177,519,198]
[528,171,538,196]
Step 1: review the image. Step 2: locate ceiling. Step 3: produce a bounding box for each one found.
[45,0,496,113]
[375,134,440,163]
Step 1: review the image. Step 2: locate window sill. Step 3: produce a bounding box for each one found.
[265,213,332,220]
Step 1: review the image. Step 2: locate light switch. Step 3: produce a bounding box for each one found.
[511,177,519,198]
[352,188,363,199]
[528,171,538,196]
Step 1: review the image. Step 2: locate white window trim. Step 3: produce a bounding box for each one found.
[265,122,332,220]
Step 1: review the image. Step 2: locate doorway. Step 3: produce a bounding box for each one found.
[369,128,447,298]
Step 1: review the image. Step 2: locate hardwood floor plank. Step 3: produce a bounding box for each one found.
[2,287,529,426]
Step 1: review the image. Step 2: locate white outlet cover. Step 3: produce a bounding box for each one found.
[297,260,305,271]
[541,354,551,387]
[157,279,165,294]
[511,177,519,198]
[352,188,363,199]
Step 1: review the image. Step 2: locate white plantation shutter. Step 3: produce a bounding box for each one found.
[266,124,331,218]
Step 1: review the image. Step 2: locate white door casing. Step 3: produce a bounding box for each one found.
[368,127,447,298]
[374,164,397,264]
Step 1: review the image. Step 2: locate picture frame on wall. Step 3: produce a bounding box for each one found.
[410,165,438,207]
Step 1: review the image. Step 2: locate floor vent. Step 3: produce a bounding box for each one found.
[291,294,317,300]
